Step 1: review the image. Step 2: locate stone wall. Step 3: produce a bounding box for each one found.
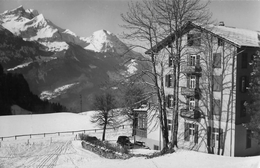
[81,141,131,159]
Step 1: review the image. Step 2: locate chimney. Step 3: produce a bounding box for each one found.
[219,21,225,26]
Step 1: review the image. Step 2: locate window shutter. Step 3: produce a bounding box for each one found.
[166,95,169,108]
[187,54,191,66]
[213,76,222,91]
[196,55,200,66]
[187,76,190,88]
[220,129,224,149]
[213,99,221,115]
[184,123,190,141]
[207,127,212,148]
[213,53,221,68]
[171,74,174,87]
[240,76,247,92]
[240,100,247,117]
[165,75,169,87]
[241,53,248,69]
[187,34,193,46]
[194,124,199,144]
[186,98,189,109]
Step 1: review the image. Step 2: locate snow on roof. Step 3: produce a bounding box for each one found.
[146,22,260,54]
[200,23,260,47]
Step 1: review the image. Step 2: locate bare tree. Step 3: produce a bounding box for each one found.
[121,0,211,150]
[121,0,171,150]
[152,0,211,148]
[91,92,117,141]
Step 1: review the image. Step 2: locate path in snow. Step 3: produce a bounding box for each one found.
[0,138,103,168]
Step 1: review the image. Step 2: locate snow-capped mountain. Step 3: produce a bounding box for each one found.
[83,29,129,54]
[0,6,88,51]
[0,6,144,111]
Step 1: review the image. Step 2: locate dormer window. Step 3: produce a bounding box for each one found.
[218,38,224,46]
[187,33,201,46]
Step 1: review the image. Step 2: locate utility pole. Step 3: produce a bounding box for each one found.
[80,94,82,112]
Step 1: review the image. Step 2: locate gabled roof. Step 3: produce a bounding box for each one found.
[146,22,260,54]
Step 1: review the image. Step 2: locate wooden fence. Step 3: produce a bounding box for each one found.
[0,125,130,141]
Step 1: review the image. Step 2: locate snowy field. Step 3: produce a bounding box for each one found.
[0,112,260,168]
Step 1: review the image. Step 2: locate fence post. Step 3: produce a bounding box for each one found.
[44,133,45,137]
[95,129,96,132]
[15,136,17,140]
[58,132,60,136]
[84,130,85,133]
[30,134,31,138]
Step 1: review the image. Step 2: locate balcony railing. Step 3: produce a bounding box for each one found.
[181,87,201,98]
[181,65,201,75]
[135,128,147,138]
[180,109,201,119]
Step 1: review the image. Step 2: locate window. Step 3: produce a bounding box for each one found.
[190,55,196,66]
[187,54,200,66]
[218,38,224,46]
[188,97,195,111]
[184,123,199,144]
[154,145,159,150]
[208,127,224,149]
[165,74,174,87]
[240,100,247,117]
[190,75,196,89]
[187,33,201,46]
[213,99,221,115]
[241,53,248,69]
[168,119,172,131]
[213,53,221,68]
[213,75,222,91]
[240,76,248,93]
[167,95,174,108]
[187,75,198,89]
[138,114,147,129]
[246,130,252,148]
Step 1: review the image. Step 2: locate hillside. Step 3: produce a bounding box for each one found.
[0,64,67,115]
[0,6,145,111]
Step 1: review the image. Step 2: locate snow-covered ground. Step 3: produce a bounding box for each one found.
[0,112,260,168]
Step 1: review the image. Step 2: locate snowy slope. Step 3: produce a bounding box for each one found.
[0,112,260,168]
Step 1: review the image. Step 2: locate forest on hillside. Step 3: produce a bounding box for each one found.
[0,64,67,115]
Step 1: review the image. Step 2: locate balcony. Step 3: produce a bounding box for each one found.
[135,128,147,138]
[180,109,201,119]
[181,87,201,99]
[180,65,201,75]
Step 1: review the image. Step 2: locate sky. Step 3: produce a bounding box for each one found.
[0,0,259,39]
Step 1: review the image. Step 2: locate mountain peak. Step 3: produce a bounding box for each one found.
[12,5,25,11]
[1,6,39,20]
[95,29,112,35]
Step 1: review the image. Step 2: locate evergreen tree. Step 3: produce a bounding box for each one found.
[246,50,260,139]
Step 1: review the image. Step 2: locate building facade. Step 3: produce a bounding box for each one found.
[134,22,260,156]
